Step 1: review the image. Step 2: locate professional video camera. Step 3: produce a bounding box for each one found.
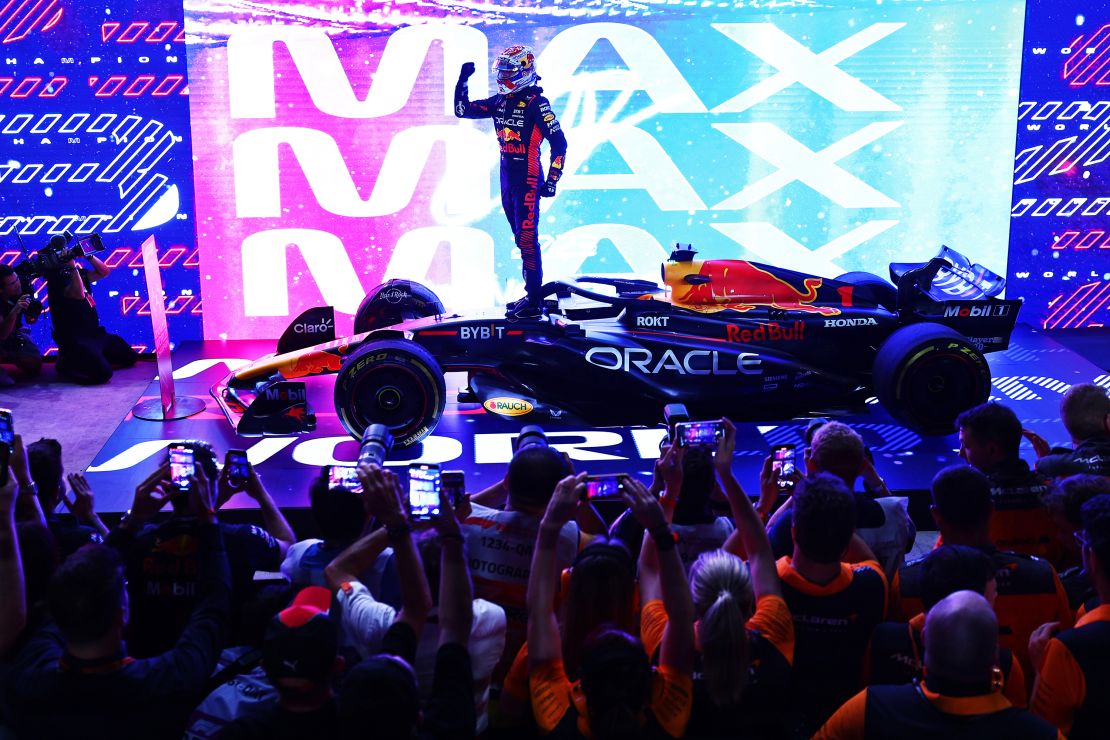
[13,231,104,280]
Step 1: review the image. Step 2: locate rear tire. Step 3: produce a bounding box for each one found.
[873,323,991,435]
[334,340,446,448]
[835,271,898,311]
[354,280,445,335]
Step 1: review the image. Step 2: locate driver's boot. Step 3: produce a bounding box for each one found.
[505,295,543,319]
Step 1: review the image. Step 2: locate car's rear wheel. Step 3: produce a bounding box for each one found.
[334,339,446,448]
[354,280,445,335]
[835,271,898,311]
[873,322,991,435]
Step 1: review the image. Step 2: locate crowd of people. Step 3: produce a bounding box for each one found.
[1,382,1110,739]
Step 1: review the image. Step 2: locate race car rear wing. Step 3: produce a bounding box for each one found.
[894,247,1021,352]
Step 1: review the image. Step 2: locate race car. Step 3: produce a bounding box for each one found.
[212,245,1020,448]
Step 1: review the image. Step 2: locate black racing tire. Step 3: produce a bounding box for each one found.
[873,322,991,436]
[334,340,446,448]
[835,271,898,311]
[354,280,445,335]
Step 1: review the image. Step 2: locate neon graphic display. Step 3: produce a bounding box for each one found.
[184,0,1026,339]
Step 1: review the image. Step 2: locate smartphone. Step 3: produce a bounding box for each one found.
[225,449,251,488]
[585,474,626,500]
[408,463,441,521]
[0,408,13,449]
[772,444,796,490]
[168,444,195,491]
[442,470,465,508]
[675,420,725,448]
[327,465,363,494]
[0,409,10,486]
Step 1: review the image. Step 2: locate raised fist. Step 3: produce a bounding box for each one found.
[459,62,476,80]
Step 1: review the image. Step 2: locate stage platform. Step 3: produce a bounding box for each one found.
[85,323,1110,513]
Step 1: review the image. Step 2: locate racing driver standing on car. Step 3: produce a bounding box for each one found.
[455,45,567,320]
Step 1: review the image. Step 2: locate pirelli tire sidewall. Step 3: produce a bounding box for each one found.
[334,340,447,449]
[873,322,992,436]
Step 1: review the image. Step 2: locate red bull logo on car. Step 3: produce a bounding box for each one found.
[663,259,841,316]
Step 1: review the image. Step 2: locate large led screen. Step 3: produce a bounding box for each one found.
[0,0,199,350]
[187,0,1025,340]
[1008,0,1110,330]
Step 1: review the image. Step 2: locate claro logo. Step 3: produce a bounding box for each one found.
[293,317,334,334]
[585,347,762,375]
[483,397,534,416]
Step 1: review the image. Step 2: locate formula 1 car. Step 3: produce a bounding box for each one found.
[212,246,1020,448]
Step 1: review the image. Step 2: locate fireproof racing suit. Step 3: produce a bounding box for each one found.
[454,74,567,302]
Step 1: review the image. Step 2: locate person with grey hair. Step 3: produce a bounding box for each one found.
[767,420,915,579]
[816,591,1061,738]
[1036,383,1110,478]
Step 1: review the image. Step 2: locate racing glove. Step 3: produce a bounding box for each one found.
[457,61,475,84]
[540,180,557,198]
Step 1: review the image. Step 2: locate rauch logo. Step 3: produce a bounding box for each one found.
[483,397,534,416]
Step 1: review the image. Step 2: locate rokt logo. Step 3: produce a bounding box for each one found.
[635,315,670,328]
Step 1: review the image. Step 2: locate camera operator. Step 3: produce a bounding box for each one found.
[0,264,42,386]
[45,248,136,385]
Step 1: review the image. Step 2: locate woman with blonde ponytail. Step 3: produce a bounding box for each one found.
[641,419,795,738]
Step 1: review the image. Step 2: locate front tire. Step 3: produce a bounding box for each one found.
[873,323,991,435]
[334,340,446,448]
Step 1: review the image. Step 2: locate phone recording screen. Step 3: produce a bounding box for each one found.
[226,451,250,482]
[408,464,441,520]
[772,445,796,486]
[442,471,465,507]
[169,446,195,490]
[327,465,363,494]
[679,421,723,447]
[0,409,13,447]
[586,476,624,500]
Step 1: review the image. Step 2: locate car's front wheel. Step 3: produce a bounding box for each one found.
[334,339,446,448]
[873,322,991,435]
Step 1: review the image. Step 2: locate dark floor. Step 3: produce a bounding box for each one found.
[1044,328,1110,372]
[0,359,156,479]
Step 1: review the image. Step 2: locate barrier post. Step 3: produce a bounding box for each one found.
[132,235,205,421]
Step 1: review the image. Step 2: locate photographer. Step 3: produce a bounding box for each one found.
[0,264,42,386]
[45,250,136,385]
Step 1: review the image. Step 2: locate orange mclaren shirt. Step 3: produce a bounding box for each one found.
[889,547,1072,674]
[865,612,1028,707]
[815,683,1063,739]
[777,557,888,737]
[1031,603,1110,739]
[529,658,692,739]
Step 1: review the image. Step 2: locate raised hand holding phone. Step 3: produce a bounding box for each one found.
[356,463,408,529]
[408,463,442,523]
[541,472,587,530]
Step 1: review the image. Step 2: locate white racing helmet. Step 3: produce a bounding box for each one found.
[493,44,538,95]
